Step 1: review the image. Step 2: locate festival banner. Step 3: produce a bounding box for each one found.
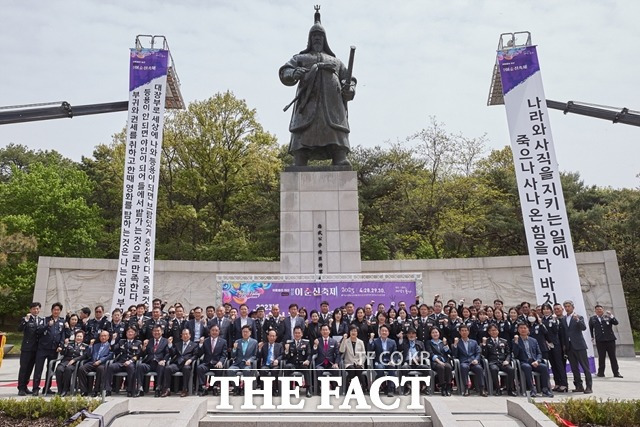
[222,281,417,312]
[111,49,169,312]
[497,45,594,367]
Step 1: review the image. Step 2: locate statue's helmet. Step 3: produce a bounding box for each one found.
[302,6,335,56]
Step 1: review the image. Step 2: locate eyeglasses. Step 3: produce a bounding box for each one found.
[169,311,175,314]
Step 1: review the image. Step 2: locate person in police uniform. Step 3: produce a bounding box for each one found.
[589,304,622,378]
[416,304,435,347]
[17,302,43,396]
[283,325,313,398]
[86,305,110,343]
[33,302,66,396]
[143,307,168,341]
[104,326,141,396]
[108,308,127,342]
[128,304,150,340]
[265,305,286,343]
[54,329,90,396]
[481,324,516,396]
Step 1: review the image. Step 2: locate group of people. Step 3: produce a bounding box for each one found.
[17,295,622,399]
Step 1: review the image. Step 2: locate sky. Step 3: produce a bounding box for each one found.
[1,0,639,189]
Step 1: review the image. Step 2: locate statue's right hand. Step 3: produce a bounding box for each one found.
[293,67,308,80]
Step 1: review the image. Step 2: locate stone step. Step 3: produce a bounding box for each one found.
[199,414,431,427]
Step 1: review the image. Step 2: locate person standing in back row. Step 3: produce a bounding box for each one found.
[589,304,622,378]
[560,300,592,394]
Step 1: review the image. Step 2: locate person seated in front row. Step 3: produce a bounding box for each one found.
[482,323,517,396]
[371,324,398,397]
[228,325,258,395]
[311,324,341,392]
[54,330,90,396]
[512,323,553,398]
[258,329,284,396]
[136,325,171,397]
[283,325,313,398]
[400,327,431,396]
[427,326,454,396]
[104,326,141,397]
[160,328,200,397]
[339,325,367,392]
[451,324,487,397]
[77,330,113,397]
[196,324,228,396]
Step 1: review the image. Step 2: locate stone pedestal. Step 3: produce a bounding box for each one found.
[280,170,361,274]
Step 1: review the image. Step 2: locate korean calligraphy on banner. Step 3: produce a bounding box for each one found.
[497,45,593,363]
[110,49,168,313]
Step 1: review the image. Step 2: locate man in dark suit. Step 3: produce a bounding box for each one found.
[78,330,113,397]
[207,306,233,345]
[161,329,199,397]
[197,325,228,396]
[86,305,110,344]
[283,325,312,398]
[33,302,66,395]
[128,304,150,340]
[589,305,622,378]
[17,302,42,396]
[186,307,208,343]
[254,307,267,343]
[283,304,305,343]
[135,325,171,397]
[312,325,341,378]
[265,305,286,343]
[228,325,258,395]
[258,329,284,395]
[482,324,516,396]
[318,301,331,326]
[451,324,487,396]
[104,326,142,397]
[233,304,256,342]
[166,306,188,342]
[560,300,593,393]
[512,323,553,397]
[371,324,398,397]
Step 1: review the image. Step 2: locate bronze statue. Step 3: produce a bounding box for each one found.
[280,6,356,167]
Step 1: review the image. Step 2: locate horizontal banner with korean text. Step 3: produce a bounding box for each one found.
[221,281,416,312]
[111,48,168,312]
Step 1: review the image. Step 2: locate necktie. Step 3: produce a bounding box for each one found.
[153,340,158,352]
[242,340,248,354]
[183,342,187,354]
[296,340,300,349]
[267,344,273,365]
[323,339,329,366]
[211,338,216,353]
[524,339,532,359]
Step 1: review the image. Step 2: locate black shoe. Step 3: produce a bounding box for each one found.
[134,390,142,397]
[306,389,312,398]
[81,392,89,397]
[440,387,446,396]
[508,390,518,397]
[445,386,452,396]
[273,389,280,397]
[404,387,411,396]
[197,388,207,397]
[387,389,394,397]
[32,389,40,397]
[542,389,554,398]
[212,387,220,396]
[60,391,68,397]
[614,374,624,378]
[584,388,593,394]
[18,390,26,396]
[92,392,98,398]
[25,389,33,394]
[105,391,112,397]
[572,386,585,393]
[463,390,470,396]
[126,391,132,397]
[530,390,537,398]
[596,373,605,377]
[480,390,488,397]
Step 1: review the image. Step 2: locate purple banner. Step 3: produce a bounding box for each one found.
[129,49,169,91]
[497,45,540,95]
[221,281,416,312]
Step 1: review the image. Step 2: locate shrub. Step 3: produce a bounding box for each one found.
[0,395,101,425]
[540,398,640,427]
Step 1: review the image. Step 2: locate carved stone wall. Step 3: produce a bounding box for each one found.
[34,250,633,356]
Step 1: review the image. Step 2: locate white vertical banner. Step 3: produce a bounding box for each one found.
[111,48,168,312]
[497,45,594,366]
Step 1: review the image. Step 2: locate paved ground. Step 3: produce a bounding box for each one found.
[1,354,638,426]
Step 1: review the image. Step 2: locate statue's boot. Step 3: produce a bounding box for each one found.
[294,150,309,166]
[332,148,351,166]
